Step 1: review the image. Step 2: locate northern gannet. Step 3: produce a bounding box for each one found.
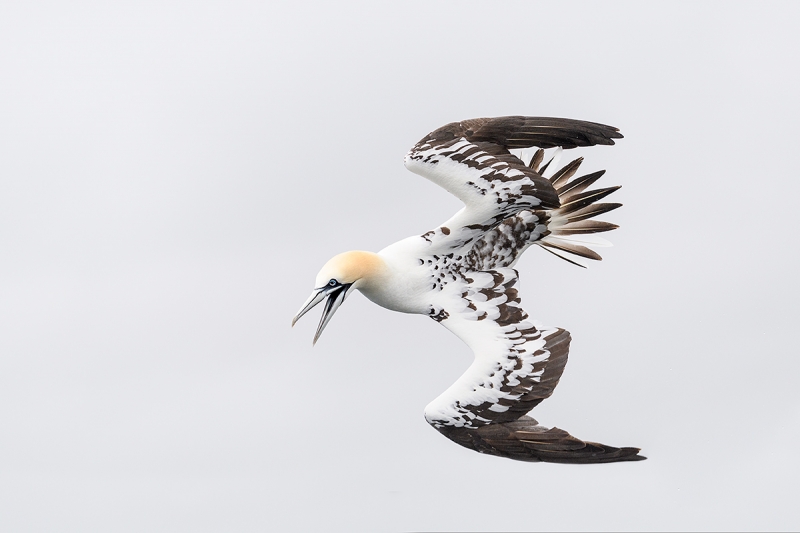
[293,116,645,463]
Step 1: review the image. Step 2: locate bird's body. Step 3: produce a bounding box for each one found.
[293,116,645,463]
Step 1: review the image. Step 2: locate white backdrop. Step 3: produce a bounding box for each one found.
[1,2,798,531]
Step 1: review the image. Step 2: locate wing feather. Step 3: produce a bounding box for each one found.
[424,269,570,428]
[424,269,645,463]
[404,116,622,253]
[466,116,623,149]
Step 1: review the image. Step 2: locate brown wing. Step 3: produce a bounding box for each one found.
[447,116,623,149]
[437,415,646,464]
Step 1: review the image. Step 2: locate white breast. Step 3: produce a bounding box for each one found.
[358,236,433,314]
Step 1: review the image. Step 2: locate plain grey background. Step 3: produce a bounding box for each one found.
[1,1,798,531]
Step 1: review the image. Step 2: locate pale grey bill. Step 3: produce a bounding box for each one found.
[292,285,350,345]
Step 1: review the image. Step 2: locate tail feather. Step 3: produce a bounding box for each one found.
[551,220,618,235]
[540,239,602,261]
[562,202,622,224]
[547,233,613,247]
[531,152,623,267]
[538,246,588,268]
[538,147,562,178]
[549,157,583,187]
[556,169,606,197]
[528,147,545,172]
[558,186,621,215]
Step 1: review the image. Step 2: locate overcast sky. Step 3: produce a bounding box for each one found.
[1,1,799,532]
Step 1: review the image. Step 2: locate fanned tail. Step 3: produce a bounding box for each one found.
[529,149,622,267]
[437,415,646,464]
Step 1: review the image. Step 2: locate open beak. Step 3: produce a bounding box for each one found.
[292,284,352,345]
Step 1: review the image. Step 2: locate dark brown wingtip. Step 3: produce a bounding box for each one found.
[463,116,624,150]
[437,418,647,464]
[614,448,647,462]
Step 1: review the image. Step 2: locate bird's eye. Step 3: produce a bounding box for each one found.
[328,279,338,287]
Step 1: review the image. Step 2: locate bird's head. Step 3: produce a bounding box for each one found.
[292,251,385,344]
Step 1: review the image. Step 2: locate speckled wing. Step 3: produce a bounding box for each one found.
[425,268,569,428]
[426,267,644,463]
[461,156,623,270]
[404,116,622,252]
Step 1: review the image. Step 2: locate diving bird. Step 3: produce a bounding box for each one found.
[292,116,644,463]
